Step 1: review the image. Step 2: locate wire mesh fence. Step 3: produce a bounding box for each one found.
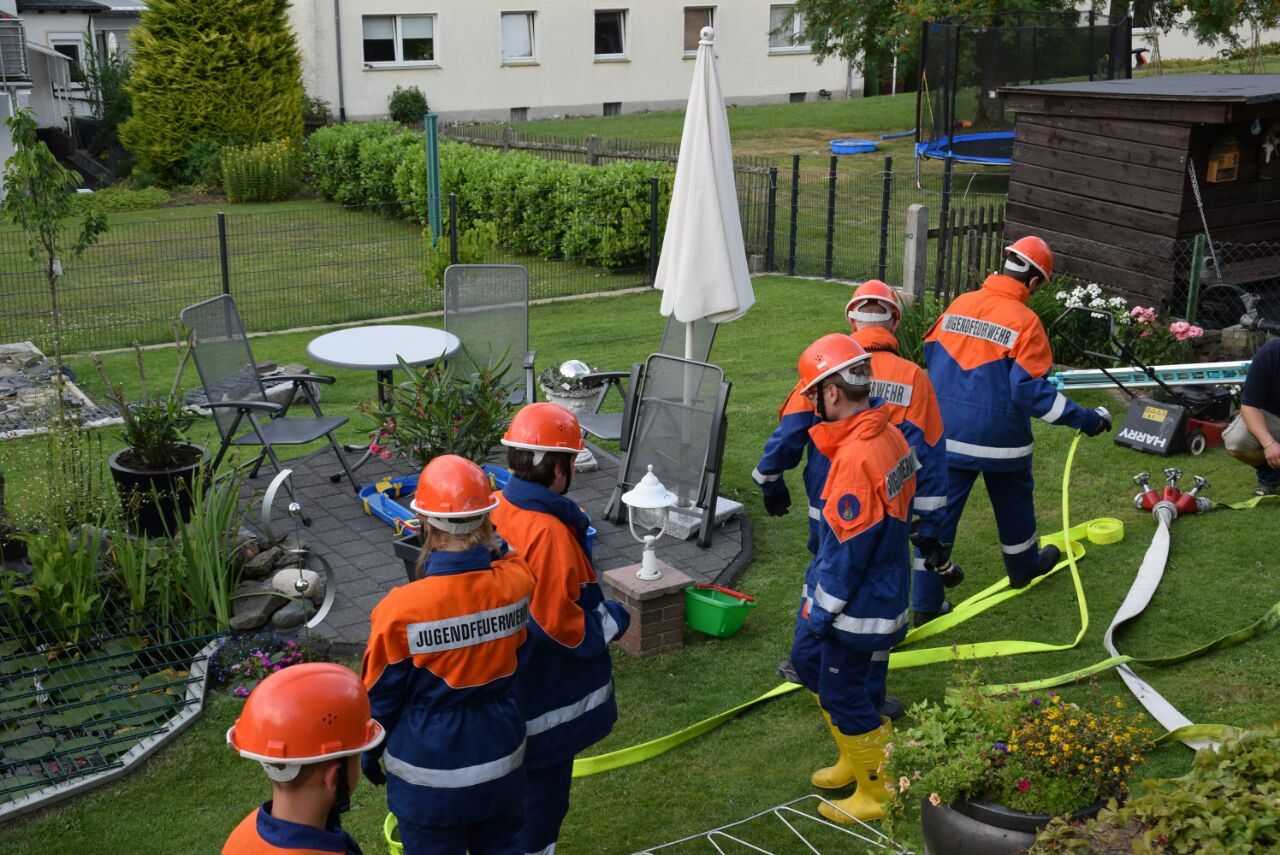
[0,609,222,819]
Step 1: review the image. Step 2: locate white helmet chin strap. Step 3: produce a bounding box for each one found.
[261,761,303,783]
[426,515,486,534]
[849,306,894,323]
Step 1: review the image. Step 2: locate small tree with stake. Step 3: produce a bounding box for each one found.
[1,107,108,423]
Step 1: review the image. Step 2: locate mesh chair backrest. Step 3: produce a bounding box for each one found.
[657,316,716,362]
[179,295,268,440]
[443,265,529,386]
[622,355,724,508]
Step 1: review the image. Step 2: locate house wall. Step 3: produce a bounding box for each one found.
[1136,23,1280,62]
[0,88,19,200]
[294,1,856,123]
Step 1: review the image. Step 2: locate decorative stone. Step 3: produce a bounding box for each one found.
[277,534,307,556]
[241,546,282,580]
[230,579,286,631]
[271,599,315,630]
[272,568,325,604]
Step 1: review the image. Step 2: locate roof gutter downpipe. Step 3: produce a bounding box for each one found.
[334,0,346,122]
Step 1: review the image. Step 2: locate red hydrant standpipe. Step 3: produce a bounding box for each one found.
[1133,468,1212,517]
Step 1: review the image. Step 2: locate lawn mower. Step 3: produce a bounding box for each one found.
[1048,304,1243,457]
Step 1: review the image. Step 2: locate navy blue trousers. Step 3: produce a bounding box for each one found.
[517,760,573,855]
[914,465,1039,612]
[791,618,881,735]
[397,812,522,855]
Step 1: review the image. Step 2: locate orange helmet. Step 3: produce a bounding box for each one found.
[797,334,872,393]
[501,402,584,461]
[226,662,384,782]
[1004,235,1053,283]
[845,280,903,330]
[409,454,499,533]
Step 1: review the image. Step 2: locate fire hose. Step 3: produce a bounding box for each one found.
[574,440,1278,777]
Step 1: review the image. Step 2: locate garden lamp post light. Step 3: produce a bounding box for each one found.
[621,465,678,581]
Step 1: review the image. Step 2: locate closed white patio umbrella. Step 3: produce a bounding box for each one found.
[654,26,755,358]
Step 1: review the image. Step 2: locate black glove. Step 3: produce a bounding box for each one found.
[761,481,792,517]
[361,752,386,786]
[1084,406,1112,438]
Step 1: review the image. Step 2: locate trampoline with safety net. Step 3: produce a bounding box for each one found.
[915,12,1132,171]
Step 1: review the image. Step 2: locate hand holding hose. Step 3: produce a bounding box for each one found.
[1084,406,1112,437]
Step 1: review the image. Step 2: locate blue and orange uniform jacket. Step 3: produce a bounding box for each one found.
[753,327,946,545]
[801,402,916,651]
[222,803,361,854]
[361,544,534,827]
[490,476,630,769]
[924,274,1098,471]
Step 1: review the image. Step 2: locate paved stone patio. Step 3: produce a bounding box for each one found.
[243,445,753,652]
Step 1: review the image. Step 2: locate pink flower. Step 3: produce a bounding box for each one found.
[369,441,383,455]
[1170,320,1190,337]
[1187,325,1204,339]
[378,448,394,461]
[899,776,911,792]
[234,685,251,698]
[929,792,942,807]
[1017,779,1030,792]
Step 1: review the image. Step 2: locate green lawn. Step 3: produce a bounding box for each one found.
[2,276,1278,853]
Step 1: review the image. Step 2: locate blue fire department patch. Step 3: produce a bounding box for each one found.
[837,494,860,521]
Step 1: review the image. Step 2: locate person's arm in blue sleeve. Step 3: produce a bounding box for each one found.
[805,521,873,639]
[1008,327,1103,434]
[753,385,817,515]
[897,419,947,539]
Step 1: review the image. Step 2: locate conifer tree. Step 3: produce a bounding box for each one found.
[120,0,303,183]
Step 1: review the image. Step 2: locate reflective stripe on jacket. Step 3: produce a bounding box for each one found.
[491,483,629,769]
[924,274,1096,471]
[361,545,534,826]
[802,402,915,651]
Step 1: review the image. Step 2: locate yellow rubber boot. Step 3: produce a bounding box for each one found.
[810,695,856,790]
[818,717,893,824]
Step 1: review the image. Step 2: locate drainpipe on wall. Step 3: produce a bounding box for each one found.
[334,0,346,122]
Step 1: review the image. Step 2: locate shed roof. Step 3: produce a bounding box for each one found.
[1001,74,1280,104]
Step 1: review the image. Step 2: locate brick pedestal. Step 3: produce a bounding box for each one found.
[603,560,692,657]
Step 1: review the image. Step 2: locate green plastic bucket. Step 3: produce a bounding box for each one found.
[685,584,758,638]
[384,812,401,855]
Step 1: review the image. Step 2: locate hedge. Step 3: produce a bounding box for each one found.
[305,123,673,270]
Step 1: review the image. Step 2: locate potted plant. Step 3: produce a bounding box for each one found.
[538,359,605,415]
[93,333,204,538]
[359,354,518,577]
[883,676,1154,855]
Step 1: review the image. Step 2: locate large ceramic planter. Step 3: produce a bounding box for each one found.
[107,443,206,538]
[540,385,602,415]
[920,796,1105,855]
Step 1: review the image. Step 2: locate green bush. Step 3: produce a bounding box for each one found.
[220,140,300,202]
[388,85,429,124]
[120,0,303,183]
[423,219,499,286]
[1033,726,1280,854]
[304,122,673,270]
[69,186,171,216]
[358,132,420,211]
[305,121,402,204]
[178,140,223,188]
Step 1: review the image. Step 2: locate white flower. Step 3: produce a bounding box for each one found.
[1088,298,1108,309]
[1055,291,1069,302]
[1108,296,1127,309]
[1064,295,1083,309]
[1086,283,1102,297]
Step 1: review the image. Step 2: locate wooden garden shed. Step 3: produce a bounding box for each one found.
[999,75,1280,309]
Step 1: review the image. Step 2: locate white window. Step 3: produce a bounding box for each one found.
[594,10,627,59]
[684,7,714,55]
[362,15,436,66]
[768,4,810,53]
[48,33,85,83]
[95,30,130,56]
[501,12,535,62]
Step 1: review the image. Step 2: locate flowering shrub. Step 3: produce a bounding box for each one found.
[884,676,1154,833]
[221,139,301,203]
[1041,282,1205,367]
[1121,305,1204,366]
[359,354,516,468]
[209,632,323,697]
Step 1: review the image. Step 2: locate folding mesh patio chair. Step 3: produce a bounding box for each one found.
[579,315,718,444]
[603,354,731,548]
[443,264,536,404]
[180,296,358,518]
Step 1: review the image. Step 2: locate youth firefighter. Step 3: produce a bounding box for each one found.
[490,403,631,855]
[923,236,1110,599]
[223,662,384,854]
[789,334,916,825]
[1224,335,1280,495]
[843,281,957,625]
[360,455,535,855]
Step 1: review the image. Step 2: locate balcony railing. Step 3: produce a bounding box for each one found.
[0,18,31,83]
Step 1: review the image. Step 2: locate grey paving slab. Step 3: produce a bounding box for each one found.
[240,446,752,653]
